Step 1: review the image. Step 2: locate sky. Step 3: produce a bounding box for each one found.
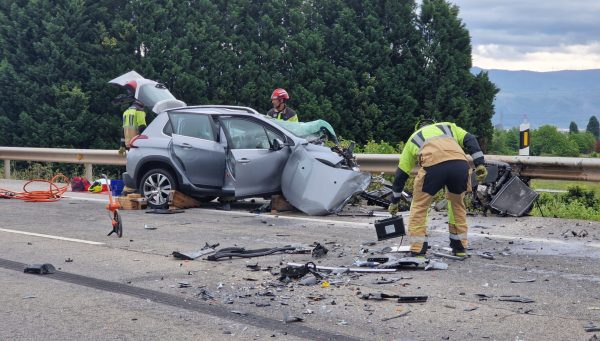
[446,0,600,71]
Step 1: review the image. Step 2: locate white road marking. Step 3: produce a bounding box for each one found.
[469,232,600,248]
[64,195,109,203]
[201,208,409,228]
[0,228,105,245]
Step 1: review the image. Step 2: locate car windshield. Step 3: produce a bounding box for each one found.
[268,118,337,143]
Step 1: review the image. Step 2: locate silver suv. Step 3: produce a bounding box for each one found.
[111,71,371,215]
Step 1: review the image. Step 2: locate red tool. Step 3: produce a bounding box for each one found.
[103,174,123,237]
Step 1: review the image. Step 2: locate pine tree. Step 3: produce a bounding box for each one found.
[586,116,600,140]
[569,121,579,134]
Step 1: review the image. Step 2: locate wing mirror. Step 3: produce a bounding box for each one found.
[271,138,286,151]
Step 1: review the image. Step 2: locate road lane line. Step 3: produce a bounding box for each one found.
[0,228,105,245]
[469,232,600,248]
[201,208,409,228]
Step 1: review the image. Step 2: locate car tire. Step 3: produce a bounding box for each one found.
[140,168,177,209]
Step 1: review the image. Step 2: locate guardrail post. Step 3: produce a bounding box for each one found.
[85,163,93,180]
[3,159,10,179]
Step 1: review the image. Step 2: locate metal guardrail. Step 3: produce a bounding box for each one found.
[2,147,600,182]
[0,147,125,180]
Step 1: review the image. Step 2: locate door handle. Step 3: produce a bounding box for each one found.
[180,143,193,149]
[238,158,251,164]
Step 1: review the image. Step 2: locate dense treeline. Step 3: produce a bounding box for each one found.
[0,0,497,149]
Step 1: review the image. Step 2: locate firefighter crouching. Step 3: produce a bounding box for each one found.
[388,121,488,257]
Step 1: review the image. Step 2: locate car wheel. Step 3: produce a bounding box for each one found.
[140,168,177,209]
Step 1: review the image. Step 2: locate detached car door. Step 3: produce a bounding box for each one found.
[220,117,289,197]
[168,112,226,188]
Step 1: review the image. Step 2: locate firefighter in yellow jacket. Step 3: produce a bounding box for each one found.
[388,121,488,257]
[118,102,147,155]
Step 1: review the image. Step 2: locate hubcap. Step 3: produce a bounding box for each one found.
[143,173,172,206]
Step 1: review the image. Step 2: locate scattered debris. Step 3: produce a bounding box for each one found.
[397,296,428,303]
[178,281,191,288]
[498,295,535,303]
[172,242,218,260]
[145,208,184,214]
[286,262,397,273]
[464,305,479,312]
[283,311,304,324]
[311,243,329,259]
[207,245,310,261]
[360,293,427,303]
[510,278,536,283]
[381,310,411,321]
[374,216,406,241]
[144,224,157,230]
[477,252,495,260]
[430,252,467,261]
[475,293,494,300]
[24,263,56,275]
[424,261,449,271]
[585,323,600,332]
[231,310,248,316]
[197,289,214,300]
[65,258,73,263]
[22,295,36,299]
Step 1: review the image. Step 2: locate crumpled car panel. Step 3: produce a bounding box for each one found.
[282,145,371,215]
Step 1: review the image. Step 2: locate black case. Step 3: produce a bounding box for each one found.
[374,215,406,241]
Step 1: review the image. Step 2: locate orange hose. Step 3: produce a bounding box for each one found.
[0,174,70,202]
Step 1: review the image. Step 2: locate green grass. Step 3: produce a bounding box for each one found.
[531,179,600,197]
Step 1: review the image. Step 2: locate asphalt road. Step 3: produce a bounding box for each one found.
[1,179,600,340]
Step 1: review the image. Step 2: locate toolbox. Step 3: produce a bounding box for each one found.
[374,215,406,241]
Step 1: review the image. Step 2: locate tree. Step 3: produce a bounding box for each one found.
[569,132,595,154]
[586,116,600,140]
[569,121,579,134]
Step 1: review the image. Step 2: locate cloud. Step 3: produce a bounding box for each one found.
[448,0,600,70]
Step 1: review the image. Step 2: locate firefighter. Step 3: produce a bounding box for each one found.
[388,120,488,257]
[266,88,298,122]
[118,81,147,155]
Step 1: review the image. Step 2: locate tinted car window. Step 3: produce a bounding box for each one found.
[222,118,276,149]
[169,113,215,141]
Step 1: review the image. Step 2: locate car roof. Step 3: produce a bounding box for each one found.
[165,105,263,117]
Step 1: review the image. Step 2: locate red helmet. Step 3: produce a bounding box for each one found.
[125,80,138,94]
[271,88,289,101]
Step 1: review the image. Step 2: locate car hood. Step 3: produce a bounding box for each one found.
[281,144,371,215]
[270,118,338,143]
[109,70,186,114]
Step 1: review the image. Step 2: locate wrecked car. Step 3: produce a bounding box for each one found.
[110,71,371,215]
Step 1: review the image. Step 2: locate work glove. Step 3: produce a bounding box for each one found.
[118,146,126,155]
[475,164,488,183]
[388,202,399,216]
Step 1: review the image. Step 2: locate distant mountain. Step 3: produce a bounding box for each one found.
[471,67,600,129]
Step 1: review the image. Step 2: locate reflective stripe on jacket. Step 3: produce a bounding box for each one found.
[398,122,469,174]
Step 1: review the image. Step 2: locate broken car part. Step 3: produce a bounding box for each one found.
[207,245,310,261]
[281,145,371,215]
[24,263,56,274]
[172,242,219,260]
[431,252,467,261]
[498,295,535,303]
[471,160,539,217]
[311,243,329,258]
[286,262,397,274]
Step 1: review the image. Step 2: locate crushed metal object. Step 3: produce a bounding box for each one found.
[24,263,56,274]
[207,245,309,261]
[498,295,535,303]
[311,242,329,258]
[286,262,396,273]
[172,242,219,260]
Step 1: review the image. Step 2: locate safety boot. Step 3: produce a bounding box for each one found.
[450,239,467,257]
[409,242,428,258]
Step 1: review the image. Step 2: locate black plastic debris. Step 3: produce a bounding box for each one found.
[311,243,329,259]
[197,289,214,300]
[24,263,56,275]
[381,311,410,321]
[374,215,406,241]
[398,296,428,303]
[207,245,308,261]
[498,295,535,303]
[173,243,218,260]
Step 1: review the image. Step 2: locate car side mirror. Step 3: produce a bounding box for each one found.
[271,138,285,151]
